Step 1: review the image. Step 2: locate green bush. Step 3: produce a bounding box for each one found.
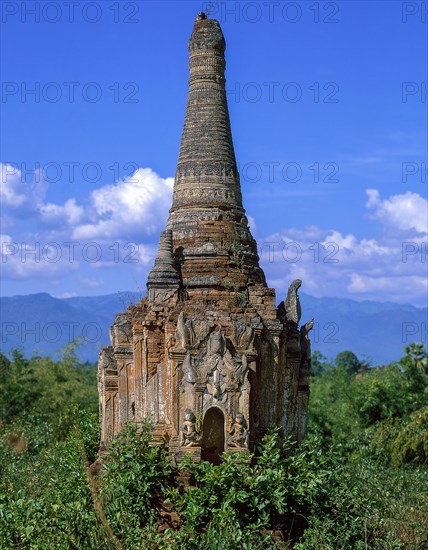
[164,433,367,547]
[370,406,428,467]
[309,345,428,452]
[0,413,107,549]
[100,421,174,547]
[0,347,98,433]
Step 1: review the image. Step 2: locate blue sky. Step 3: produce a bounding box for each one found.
[1,0,427,305]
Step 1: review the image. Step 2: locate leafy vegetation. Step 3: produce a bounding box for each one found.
[0,342,427,548]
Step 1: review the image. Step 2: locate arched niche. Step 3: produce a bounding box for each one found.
[201,407,225,464]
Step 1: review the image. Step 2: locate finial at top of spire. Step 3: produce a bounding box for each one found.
[189,13,225,53]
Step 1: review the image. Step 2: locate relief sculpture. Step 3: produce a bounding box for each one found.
[227,413,249,449]
[232,322,254,350]
[202,331,236,400]
[180,409,201,447]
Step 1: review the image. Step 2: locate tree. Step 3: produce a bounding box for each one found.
[0,352,11,384]
[0,347,98,429]
[0,349,41,422]
[311,351,332,377]
[398,343,428,410]
[402,343,428,374]
[335,351,361,375]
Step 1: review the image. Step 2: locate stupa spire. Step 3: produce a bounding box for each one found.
[171,15,239,209]
[165,14,265,291]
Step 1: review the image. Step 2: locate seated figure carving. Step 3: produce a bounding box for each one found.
[227,413,249,449]
[180,408,201,447]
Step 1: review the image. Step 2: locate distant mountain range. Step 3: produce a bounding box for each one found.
[0,292,426,365]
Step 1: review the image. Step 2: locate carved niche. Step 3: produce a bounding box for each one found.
[173,314,254,453]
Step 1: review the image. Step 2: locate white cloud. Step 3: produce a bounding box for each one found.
[55,292,78,298]
[77,274,103,288]
[73,168,173,240]
[259,189,427,306]
[1,163,173,243]
[366,189,427,234]
[136,243,157,266]
[347,274,427,304]
[1,164,28,207]
[247,215,257,236]
[0,233,79,280]
[0,166,174,285]
[40,198,84,228]
[0,162,47,211]
[348,273,427,294]
[321,230,356,251]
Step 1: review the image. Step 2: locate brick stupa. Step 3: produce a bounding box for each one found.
[98,13,313,463]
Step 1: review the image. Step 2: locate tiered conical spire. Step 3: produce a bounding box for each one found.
[170,14,241,212]
[162,13,265,292]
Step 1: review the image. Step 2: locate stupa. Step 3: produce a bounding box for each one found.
[98,13,313,463]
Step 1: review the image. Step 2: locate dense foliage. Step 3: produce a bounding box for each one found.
[310,343,428,464]
[0,343,427,548]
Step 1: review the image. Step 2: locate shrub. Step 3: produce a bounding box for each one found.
[100,421,174,547]
[169,432,367,547]
[370,406,428,466]
[0,414,107,549]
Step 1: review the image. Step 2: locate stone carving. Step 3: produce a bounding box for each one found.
[176,312,187,348]
[300,319,314,372]
[172,187,239,206]
[180,409,201,447]
[201,331,237,400]
[112,314,132,345]
[232,322,255,350]
[182,352,196,384]
[175,312,195,348]
[176,313,213,349]
[207,330,225,356]
[206,374,226,400]
[99,348,117,375]
[227,413,249,449]
[191,319,213,348]
[166,331,175,351]
[285,279,302,324]
[233,354,248,386]
[110,313,132,346]
[188,16,225,52]
[301,319,314,346]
